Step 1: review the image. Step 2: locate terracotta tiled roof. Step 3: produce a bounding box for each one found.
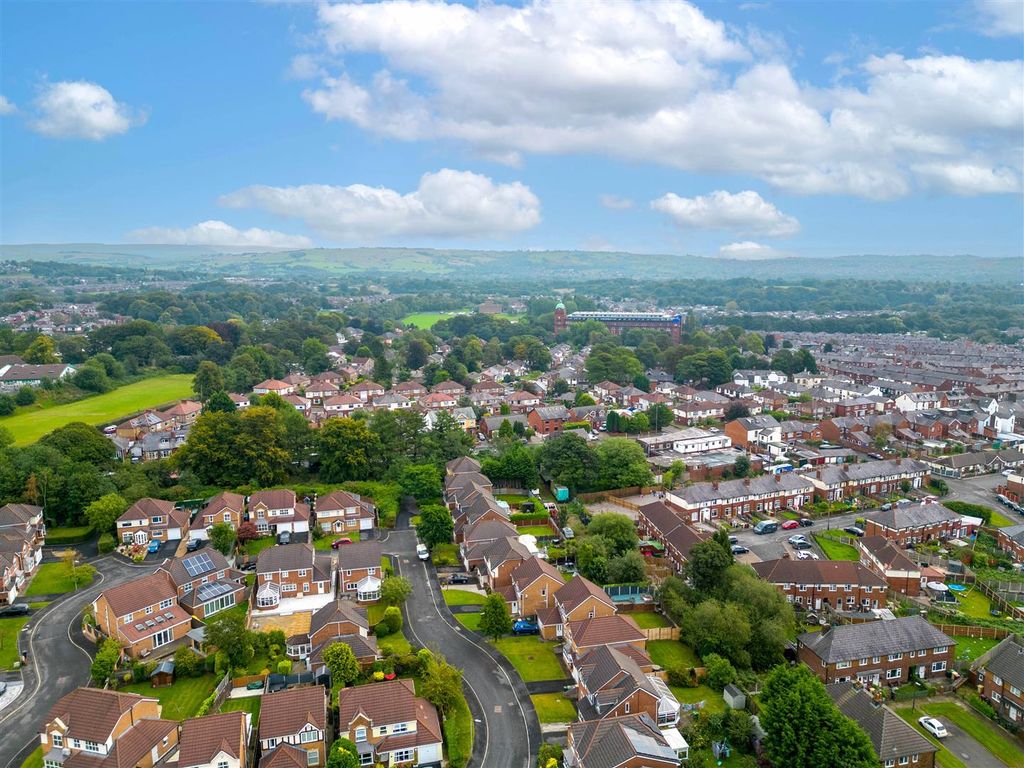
[44,688,152,742]
[338,679,441,748]
[751,558,887,588]
[511,557,565,590]
[249,489,297,511]
[118,497,176,522]
[99,571,176,617]
[336,541,381,572]
[259,686,327,740]
[178,711,247,767]
[256,543,316,575]
[567,615,645,649]
[555,576,615,614]
[259,744,308,768]
[309,600,369,637]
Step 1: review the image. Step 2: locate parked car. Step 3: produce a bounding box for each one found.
[781,520,800,530]
[277,531,291,545]
[512,619,539,635]
[1003,469,1015,477]
[0,603,29,617]
[561,526,576,539]
[997,494,1012,506]
[331,538,354,549]
[728,535,739,545]
[753,520,779,535]
[146,540,162,554]
[416,543,430,560]
[791,540,813,551]
[843,526,865,537]
[798,518,814,527]
[448,573,471,585]
[239,560,257,571]
[787,534,808,545]
[918,717,948,739]
[730,544,750,555]
[796,551,821,560]
[880,502,893,511]
[186,538,203,552]
[245,680,264,690]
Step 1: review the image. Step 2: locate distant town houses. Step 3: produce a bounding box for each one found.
[0,502,45,605]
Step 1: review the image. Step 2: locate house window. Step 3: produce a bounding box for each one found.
[218,762,228,768]
[303,583,310,593]
[930,661,948,674]
[282,583,297,593]
[146,606,154,615]
[300,730,318,744]
[934,646,947,654]
[394,750,413,763]
[298,570,308,578]
[859,658,869,666]
[360,755,372,767]
[223,512,231,523]
[306,750,319,766]
[85,741,100,753]
[183,583,192,594]
[888,653,903,661]
[885,760,895,768]
[624,702,630,713]
[392,722,408,734]
[159,598,173,609]
[873,656,881,664]
[51,734,63,748]
[355,727,367,742]
[899,758,909,766]
[886,668,902,680]
[152,628,173,648]
[837,661,852,669]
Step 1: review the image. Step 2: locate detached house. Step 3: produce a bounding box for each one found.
[337,542,384,602]
[336,679,443,767]
[39,688,178,768]
[178,711,251,768]
[288,599,378,672]
[565,714,683,768]
[91,572,191,659]
[249,489,310,535]
[562,615,646,676]
[258,686,328,768]
[253,379,294,396]
[255,543,334,611]
[575,644,680,727]
[159,547,246,620]
[315,490,376,535]
[116,498,189,545]
[528,405,571,436]
[188,492,245,543]
[537,576,617,640]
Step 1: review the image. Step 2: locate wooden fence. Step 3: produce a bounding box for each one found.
[231,672,268,688]
[929,623,1011,640]
[212,672,232,710]
[576,486,660,503]
[642,627,680,641]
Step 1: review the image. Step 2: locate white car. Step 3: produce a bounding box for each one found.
[1003,469,1015,477]
[416,543,430,560]
[796,551,820,560]
[918,716,948,739]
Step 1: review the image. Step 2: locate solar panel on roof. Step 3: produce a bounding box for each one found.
[197,581,234,602]
[183,551,215,577]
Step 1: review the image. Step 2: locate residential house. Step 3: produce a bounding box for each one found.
[896,391,946,412]
[994,525,1024,564]
[38,688,178,768]
[671,400,726,425]
[323,393,363,415]
[509,556,565,617]
[863,502,962,546]
[471,536,532,593]
[253,379,294,396]
[337,542,384,602]
[304,381,340,405]
[528,405,571,436]
[667,473,815,524]
[249,489,310,535]
[562,615,646,676]
[258,686,328,768]
[372,392,413,411]
[975,635,1024,725]
[336,679,443,767]
[537,576,617,641]
[780,420,824,443]
[418,392,457,410]
[479,414,529,438]
[188,492,246,543]
[635,501,711,574]
[116,498,189,545]
[750,559,888,612]
[827,682,937,768]
[255,543,334,611]
[287,599,377,670]
[0,503,44,603]
[159,547,246,620]
[797,616,955,685]
[91,571,192,659]
[178,712,251,768]
[431,380,465,397]
[565,714,683,768]
[575,644,680,727]
[315,490,375,535]
[724,415,782,450]
[459,520,520,569]
[394,381,428,398]
[803,458,928,502]
[349,381,386,402]
[160,400,203,427]
[858,536,925,596]
[507,390,542,412]
[0,363,76,391]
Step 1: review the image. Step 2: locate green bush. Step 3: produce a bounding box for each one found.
[277,660,292,675]
[195,689,218,718]
[963,690,997,720]
[97,533,116,554]
[537,743,564,768]
[174,646,204,677]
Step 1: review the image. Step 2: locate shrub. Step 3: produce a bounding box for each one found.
[537,743,564,768]
[277,660,292,675]
[667,666,696,688]
[373,670,385,681]
[195,690,218,718]
[382,606,403,635]
[97,533,116,554]
[703,653,738,691]
[174,646,204,677]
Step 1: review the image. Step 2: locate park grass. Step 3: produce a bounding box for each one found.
[442,589,487,606]
[220,695,262,727]
[0,616,30,669]
[629,612,671,629]
[955,588,992,619]
[43,526,94,545]
[20,747,42,768]
[443,688,473,768]
[120,673,218,720]
[0,374,194,446]
[954,635,1002,662]
[923,700,1024,768]
[455,613,482,631]
[531,693,576,723]
[24,562,94,596]
[313,532,360,550]
[813,532,860,561]
[491,636,565,682]
[647,640,699,670]
[894,707,968,768]
[400,311,465,329]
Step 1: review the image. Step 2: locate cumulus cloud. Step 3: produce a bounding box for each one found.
[600,194,634,210]
[651,190,800,236]
[716,241,790,260]
[126,220,313,249]
[29,81,144,140]
[972,0,1023,37]
[0,96,16,115]
[297,0,1022,198]
[219,169,541,241]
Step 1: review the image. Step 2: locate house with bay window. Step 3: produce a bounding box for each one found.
[337,679,443,767]
[90,571,192,659]
[314,490,376,535]
[337,542,383,603]
[115,498,189,544]
[159,547,246,620]
[258,686,328,768]
[255,543,334,611]
[248,489,310,536]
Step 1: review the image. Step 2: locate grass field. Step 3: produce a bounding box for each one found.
[442,589,487,606]
[630,612,671,629]
[455,613,482,631]
[443,689,473,768]
[955,589,993,619]
[20,747,41,768]
[43,526,94,545]
[988,508,1017,527]
[244,537,276,557]
[120,673,219,720]
[647,640,699,670]
[814,531,860,561]
[0,374,193,446]
[895,706,968,768]
[921,700,1024,768]
[516,525,554,537]
[313,532,360,550]
[220,695,262,727]
[669,683,726,715]
[0,616,30,669]
[491,636,565,682]
[954,635,1002,662]
[400,311,465,329]
[24,562,94,596]
[531,693,576,723]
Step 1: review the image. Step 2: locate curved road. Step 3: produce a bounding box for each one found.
[0,556,160,768]
[386,505,539,768]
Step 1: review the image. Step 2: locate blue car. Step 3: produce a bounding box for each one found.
[512,619,539,635]
[147,540,161,554]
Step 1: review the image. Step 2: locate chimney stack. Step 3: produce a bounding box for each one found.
[744,477,751,487]
[895,457,902,466]
[712,481,719,490]
[775,473,782,483]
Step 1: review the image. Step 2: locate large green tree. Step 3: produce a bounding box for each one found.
[478,593,513,639]
[593,438,652,490]
[317,418,381,482]
[586,512,638,556]
[538,433,596,492]
[323,642,361,686]
[83,493,128,535]
[684,537,734,595]
[192,361,225,402]
[416,505,454,548]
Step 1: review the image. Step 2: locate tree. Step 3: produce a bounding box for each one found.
[646,403,673,432]
[574,392,596,407]
[60,548,96,589]
[204,611,254,669]
[173,645,204,677]
[576,536,609,584]
[760,665,876,768]
[684,538,734,595]
[0,395,15,416]
[205,390,237,413]
[380,575,412,606]
[478,593,513,639]
[192,361,225,402]
[421,654,464,714]
[538,433,597,492]
[681,599,752,669]
[323,642,361,686]
[90,638,121,685]
[72,365,111,393]
[327,738,361,768]
[724,402,750,421]
[14,387,35,406]
[702,653,737,690]
[593,438,653,490]
[23,336,58,364]
[663,459,686,491]
[317,418,381,482]
[301,338,332,374]
[381,606,403,635]
[586,512,638,556]
[606,550,646,583]
[208,521,236,555]
[416,504,454,548]
[733,454,751,478]
[585,343,643,385]
[84,492,128,535]
[399,463,440,500]
[236,520,259,545]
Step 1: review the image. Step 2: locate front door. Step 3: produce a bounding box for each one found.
[918,665,926,678]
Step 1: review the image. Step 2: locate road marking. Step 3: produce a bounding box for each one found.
[494,705,502,713]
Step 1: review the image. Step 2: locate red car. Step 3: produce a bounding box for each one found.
[331,538,355,549]
[781,519,801,530]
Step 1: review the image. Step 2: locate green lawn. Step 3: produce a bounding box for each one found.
[120,673,219,720]
[669,683,726,715]
[954,635,1002,662]
[496,494,531,505]
[243,536,276,557]
[24,562,94,596]
[442,589,487,606]
[43,526,94,545]
[443,688,473,768]
[814,532,860,561]
[0,374,194,446]
[20,747,42,768]
[894,706,968,768]
[28,601,50,610]
[491,636,565,681]
[516,525,554,537]
[922,701,1024,768]
[431,543,459,567]
[220,695,262,727]
[647,640,700,670]
[988,508,1017,528]
[365,605,413,654]
[455,613,482,631]
[531,693,576,723]
[629,612,671,629]
[313,532,360,550]
[0,616,30,669]
[400,311,465,329]
[954,588,992,619]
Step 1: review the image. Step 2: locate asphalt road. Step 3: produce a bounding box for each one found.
[385,504,538,768]
[914,712,1008,768]
[732,510,864,562]
[944,474,1008,509]
[0,556,160,768]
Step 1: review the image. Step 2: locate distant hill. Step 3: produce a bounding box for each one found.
[1,244,1017,283]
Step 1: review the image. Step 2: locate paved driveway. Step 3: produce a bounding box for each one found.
[385,505,538,768]
[913,712,1009,768]
[0,556,160,768]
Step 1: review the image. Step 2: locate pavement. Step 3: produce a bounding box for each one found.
[386,501,539,768]
[0,555,161,768]
[732,510,863,562]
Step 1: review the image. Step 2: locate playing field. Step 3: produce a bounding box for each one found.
[0,374,193,445]
[400,311,466,329]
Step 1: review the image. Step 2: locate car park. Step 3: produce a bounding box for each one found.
[416,543,430,560]
[512,619,539,635]
[731,544,749,555]
[0,603,29,617]
[781,520,800,530]
[918,717,948,739]
[843,526,865,537]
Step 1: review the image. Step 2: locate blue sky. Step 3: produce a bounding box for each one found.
[1,0,1021,259]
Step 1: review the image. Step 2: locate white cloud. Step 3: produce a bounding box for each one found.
[219,169,541,241]
[716,241,789,260]
[298,1,1023,199]
[125,220,313,249]
[0,96,16,115]
[651,190,800,236]
[29,81,144,140]
[972,0,1023,37]
[600,194,634,210]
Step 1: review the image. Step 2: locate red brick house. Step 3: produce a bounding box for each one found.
[188,491,245,542]
[858,535,925,596]
[116,498,189,544]
[974,635,1024,726]
[751,558,888,612]
[91,572,192,659]
[337,541,383,602]
[528,405,570,436]
[863,502,962,546]
[254,543,334,611]
[565,714,683,767]
[537,576,617,640]
[337,679,443,766]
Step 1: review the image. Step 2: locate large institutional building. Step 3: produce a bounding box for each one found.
[554,303,683,342]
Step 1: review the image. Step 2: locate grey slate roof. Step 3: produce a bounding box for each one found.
[810,458,928,487]
[982,637,1024,690]
[567,714,677,768]
[827,682,936,760]
[533,405,570,421]
[866,502,960,531]
[677,473,814,505]
[799,616,954,663]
